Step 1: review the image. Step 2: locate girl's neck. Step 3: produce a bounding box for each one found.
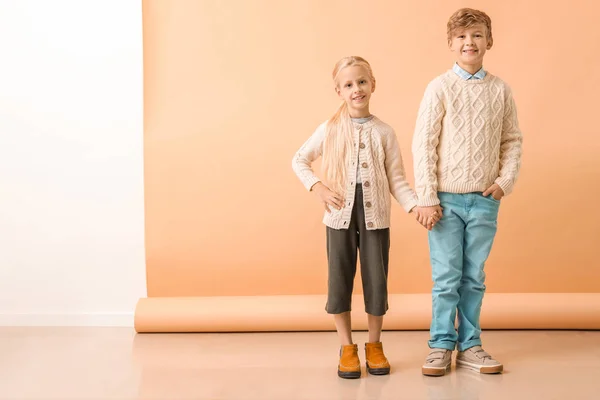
[349,108,371,119]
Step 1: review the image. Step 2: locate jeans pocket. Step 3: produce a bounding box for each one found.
[487,195,502,207]
[481,192,501,204]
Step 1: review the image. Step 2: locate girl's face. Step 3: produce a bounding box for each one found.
[335,65,375,118]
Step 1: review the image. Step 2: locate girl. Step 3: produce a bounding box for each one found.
[292,56,429,378]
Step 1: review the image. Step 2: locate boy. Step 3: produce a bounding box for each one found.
[412,8,523,376]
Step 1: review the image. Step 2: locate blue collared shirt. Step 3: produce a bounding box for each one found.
[453,63,486,80]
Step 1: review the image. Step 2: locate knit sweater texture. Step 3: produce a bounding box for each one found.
[292,116,417,230]
[412,70,523,206]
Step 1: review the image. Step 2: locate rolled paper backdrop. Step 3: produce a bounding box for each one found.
[134,293,600,332]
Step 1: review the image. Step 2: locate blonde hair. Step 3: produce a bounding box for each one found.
[321,56,375,195]
[447,8,493,43]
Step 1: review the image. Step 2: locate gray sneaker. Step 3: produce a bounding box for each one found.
[456,346,503,374]
[422,348,452,376]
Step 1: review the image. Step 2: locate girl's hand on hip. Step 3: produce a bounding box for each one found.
[312,182,344,213]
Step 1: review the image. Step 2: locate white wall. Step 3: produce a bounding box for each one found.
[0,0,146,326]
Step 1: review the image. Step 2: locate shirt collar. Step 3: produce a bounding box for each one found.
[453,63,486,80]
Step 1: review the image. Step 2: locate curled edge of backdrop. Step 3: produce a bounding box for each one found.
[134,293,600,333]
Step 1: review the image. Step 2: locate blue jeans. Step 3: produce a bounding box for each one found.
[428,192,500,351]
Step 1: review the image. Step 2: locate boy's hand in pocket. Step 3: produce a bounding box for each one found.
[483,184,504,201]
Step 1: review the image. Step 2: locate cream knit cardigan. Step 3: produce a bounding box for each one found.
[292,116,417,230]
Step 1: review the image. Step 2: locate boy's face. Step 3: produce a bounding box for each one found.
[448,24,492,71]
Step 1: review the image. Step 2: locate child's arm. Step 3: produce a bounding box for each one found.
[292,123,327,191]
[412,81,445,207]
[384,129,418,213]
[493,85,523,196]
[292,122,344,211]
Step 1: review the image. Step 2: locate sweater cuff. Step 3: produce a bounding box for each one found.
[495,177,514,196]
[402,197,418,213]
[417,194,440,207]
[305,177,321,191]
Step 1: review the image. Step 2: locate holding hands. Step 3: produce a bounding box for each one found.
[412,205,443,231]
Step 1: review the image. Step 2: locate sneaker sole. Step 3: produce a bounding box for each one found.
[338,370,361,379]
[422,363,451,376]
[366,362,390,375]
[456,359,503,374]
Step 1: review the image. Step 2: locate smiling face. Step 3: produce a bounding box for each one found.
[448,24,493,74]
[335,64,376,118]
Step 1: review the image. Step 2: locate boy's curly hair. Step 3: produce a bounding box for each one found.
[447,8,493,42]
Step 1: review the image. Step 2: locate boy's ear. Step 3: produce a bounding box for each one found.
[371,80,376,93]
[487,38,494,49]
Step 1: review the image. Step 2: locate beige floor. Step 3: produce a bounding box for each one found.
[0,328,598,399]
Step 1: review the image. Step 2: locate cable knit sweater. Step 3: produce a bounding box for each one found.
[292,116,417,230]
[412,70,523,207]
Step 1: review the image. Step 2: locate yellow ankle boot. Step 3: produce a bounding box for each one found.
[365,342,391,375]
[338,344,361,379]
